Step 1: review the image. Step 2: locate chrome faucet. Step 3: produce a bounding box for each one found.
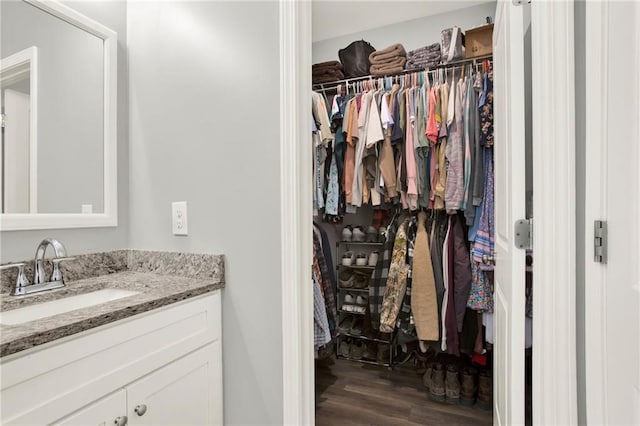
[0,239,75,296]
[34,238,68,285]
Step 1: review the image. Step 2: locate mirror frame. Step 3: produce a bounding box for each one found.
[0,0,117,231]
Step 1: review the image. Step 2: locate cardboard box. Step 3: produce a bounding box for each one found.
[465,24,494,58]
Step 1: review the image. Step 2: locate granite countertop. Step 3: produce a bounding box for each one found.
[0,250,225,358]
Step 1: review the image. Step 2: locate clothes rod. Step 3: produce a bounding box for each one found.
[312,54,492,89]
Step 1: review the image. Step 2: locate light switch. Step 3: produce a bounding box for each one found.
[171,201,188,235]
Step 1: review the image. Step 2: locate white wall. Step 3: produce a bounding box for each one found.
[127,2,282,425]
[0,0,129,262]
[312,2,496,64]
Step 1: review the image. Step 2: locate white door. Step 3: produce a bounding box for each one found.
[2,89,31,213]
[493,1,527,425]
[126,342,222,426]
[53,390,127,426]
[585,1,640,424]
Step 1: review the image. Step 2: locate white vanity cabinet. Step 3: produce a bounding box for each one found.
[0,291,223,426]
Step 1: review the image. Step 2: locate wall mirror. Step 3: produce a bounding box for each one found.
[0,0,117,230]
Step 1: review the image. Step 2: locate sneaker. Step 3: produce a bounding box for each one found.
[339,269,355,288]
[342,294,355,311]
[460,368,478,407]
[429,363,446,402]
[366,226,378,242]
[355,252,368,266]
[339,338,351,357]
[350,317,363,336]
[352,272,370,289]
[338,315,354,334]
[476,369,492,410]
[367,251,379,267]
[445,364,461,405]
[341,225,353,242]
[351,340,364,360]
[352,226,366,242]
[341,251,354,266]
[355,295,368,306]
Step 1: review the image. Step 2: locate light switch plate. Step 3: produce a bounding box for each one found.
[171,201,188,235]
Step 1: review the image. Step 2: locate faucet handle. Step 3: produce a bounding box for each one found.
[51,257,76,283]
[1,263,30,294]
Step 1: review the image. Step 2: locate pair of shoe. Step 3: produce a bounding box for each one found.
[423,363,492,409]
[341,251,354,266]
[455,367,492,409]
[355,252,368,266]
[338,269,355,288]
[338,315,363,336]
[341,226,366,242]
[339,338,364,360]
[424,362,461,404]
[343,251,379,267]
[424,362,446,402]
[342,294,367,313]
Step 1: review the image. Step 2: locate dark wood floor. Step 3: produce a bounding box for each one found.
[315,357,493,426]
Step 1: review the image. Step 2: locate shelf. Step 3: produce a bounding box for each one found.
[338,264,376,271]
[337,286,369,293]
[336,354,392,368]
[338,309,366,316]
[337,332,393,344]
[336,241,384,246]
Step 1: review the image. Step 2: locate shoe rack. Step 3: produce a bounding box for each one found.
[335,237,395,369]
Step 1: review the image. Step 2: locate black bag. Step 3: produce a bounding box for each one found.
[338,40,376,78]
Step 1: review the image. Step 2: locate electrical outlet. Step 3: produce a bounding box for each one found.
[81,204,93,214]
[171,201,188,235]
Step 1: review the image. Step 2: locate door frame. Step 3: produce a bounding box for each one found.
[279,1,578,424]
[583,2,607,422]
[583,1,640,424]
[530,0,578,425]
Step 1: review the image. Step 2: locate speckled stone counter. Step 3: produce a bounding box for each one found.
[0,251,225,357]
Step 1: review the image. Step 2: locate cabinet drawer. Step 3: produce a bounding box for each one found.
[1,291,221,425]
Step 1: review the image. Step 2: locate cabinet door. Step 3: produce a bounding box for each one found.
[53,389,126,426]
[127,342,222,426]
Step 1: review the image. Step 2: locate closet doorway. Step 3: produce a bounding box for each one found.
[280,1,577,425]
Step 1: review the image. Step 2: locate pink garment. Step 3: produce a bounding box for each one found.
[429,145,438,209]
[426,87,439,143]
[405,88,418,210]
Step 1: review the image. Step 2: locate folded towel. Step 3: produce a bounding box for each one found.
[312,68,345,79]
[312,69,345,84]
[312,60,343,72]
[408,50,441,62]
[369,43,407,64]
[405,60,441,71]
[407,43,441,58]
[370,57,407,76]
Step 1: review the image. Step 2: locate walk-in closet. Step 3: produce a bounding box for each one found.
[310,2,533,425]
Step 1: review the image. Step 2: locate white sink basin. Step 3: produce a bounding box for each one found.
[0,289,139,325]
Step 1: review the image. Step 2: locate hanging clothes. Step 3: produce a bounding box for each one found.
[411,211,440,341]
[379,218,410,333]
[370,218,398,330]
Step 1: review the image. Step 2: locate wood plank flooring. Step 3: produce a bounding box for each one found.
[315,357,493,426]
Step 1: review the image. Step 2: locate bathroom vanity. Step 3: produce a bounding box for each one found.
[0,250,225,426]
